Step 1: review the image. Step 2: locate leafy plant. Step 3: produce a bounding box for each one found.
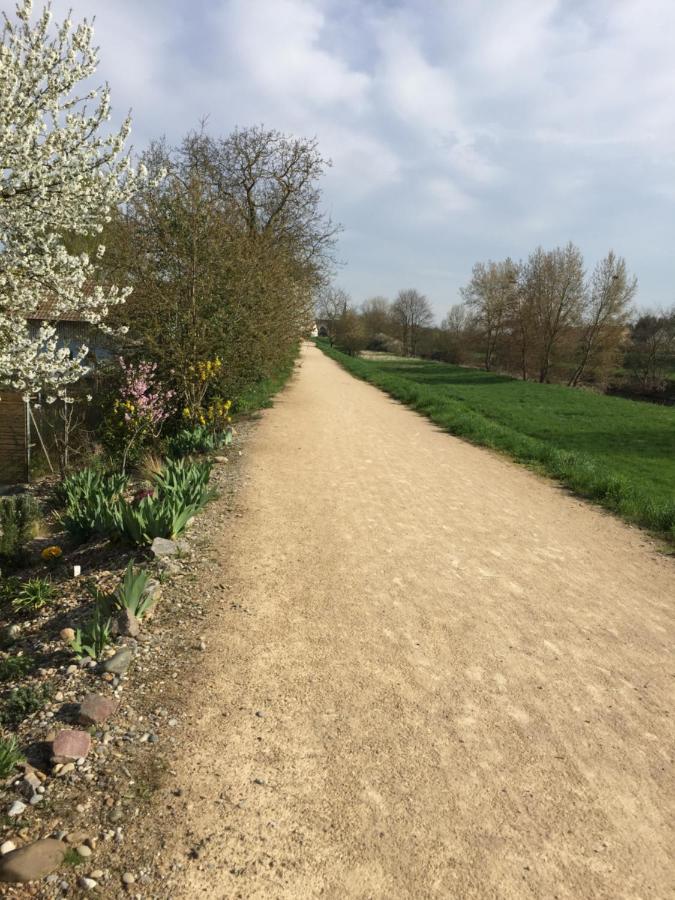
[0,495,41,566]
[0,655,33,683]
[114,561,155,619]
[166,424,232,458]
[1,684,52,727]
[154,457,215,508]
[0,734,24,778]
[11,577,55,612]
[117,495,199,545]
[70,604,112,660]
[58,467,128,540]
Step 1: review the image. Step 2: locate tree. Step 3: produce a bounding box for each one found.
[0,0,145,398]
[460,261,514,370]
[568,251,636,386]
[360,296,391,346]
[333,304,366,356]
[109,128,333,396]
[524,243,585,382]
[391,288,434,356]
[315,287,349,346]
[625,308,675,390]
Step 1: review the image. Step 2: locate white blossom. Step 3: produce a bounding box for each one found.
[0,0,150,398]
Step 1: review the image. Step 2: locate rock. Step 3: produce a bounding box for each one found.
[60,628,75,643]
[52,729,91,764]
[90,869,104,879]
[78,694,119,726]
[100,647,133,676]
[54,691,64,702]
[79,875,98,890]
[150,537,179,558]
[0,839,66,883]
[23,772,41,792]
[112,608,140,638]
[122,872,135,884]
[8,800,26,817]
[0,842,16,855]
[65,664,78,675]
[75,845,92,859]
[214,455,228,464]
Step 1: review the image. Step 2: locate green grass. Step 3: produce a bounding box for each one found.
[316,341,675,544]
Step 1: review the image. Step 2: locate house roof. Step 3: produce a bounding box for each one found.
[27,299,89,323]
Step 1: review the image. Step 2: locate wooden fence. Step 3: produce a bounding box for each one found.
[0,391,29,484]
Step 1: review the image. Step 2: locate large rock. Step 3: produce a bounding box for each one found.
[150,537,179,558]
[100,646,133,675]
[78,694,119,726]
[0,839,66,883]
[52,729,91,764]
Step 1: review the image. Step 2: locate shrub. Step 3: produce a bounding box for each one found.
[70,604,112,660]
[114,561,156,619]
[0,735,24,778]
[166,424,232,458]
[0,495,41,567]
[58,467,128,540]
[11,577,55,612]
[0,684,52,727]
[154,457,214,508]
[0,655,33,682]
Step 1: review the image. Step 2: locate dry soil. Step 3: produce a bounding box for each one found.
[160,342,674,899]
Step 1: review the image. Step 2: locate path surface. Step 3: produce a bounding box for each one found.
[167,343,674,899]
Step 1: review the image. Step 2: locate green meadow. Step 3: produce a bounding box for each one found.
[317,342,675,543]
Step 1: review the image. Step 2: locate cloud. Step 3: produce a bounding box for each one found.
[42,0,675,315]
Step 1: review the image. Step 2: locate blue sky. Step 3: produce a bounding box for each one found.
[47,0,675,320]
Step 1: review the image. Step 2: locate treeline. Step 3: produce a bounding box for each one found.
[321,243,675,397]
[95,127,336,400]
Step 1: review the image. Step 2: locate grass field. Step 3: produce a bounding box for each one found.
[317,341,675,544]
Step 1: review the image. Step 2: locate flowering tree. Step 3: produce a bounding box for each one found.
[113,359,174,473]
[0,0,146,399]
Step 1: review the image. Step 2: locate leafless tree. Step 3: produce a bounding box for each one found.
[316,286,350,345]
[391,288,434,356]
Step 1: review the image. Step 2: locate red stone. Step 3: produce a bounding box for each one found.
[78,694,119,726]
[52,729,91,763]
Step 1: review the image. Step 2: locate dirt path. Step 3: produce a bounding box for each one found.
[160,342,674,899]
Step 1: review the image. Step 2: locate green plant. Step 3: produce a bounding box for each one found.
[58,467,128,540]
[0,735,24,777]
[70,604,112,660]
[166,425,232,458]
[11,577,55,612]
[0,655,33,682]
[154,457,215,508]
[117,495,201,545]
[0,684,53,727]
[0,495,41,566]
[114,561,156,619]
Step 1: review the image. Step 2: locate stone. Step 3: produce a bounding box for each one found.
[150,537,179,558]
[75,845,92,859]
[0,842,16,855]
[60,628,75,643]
[7,800,26,817]
[78,694,119,726]
[100,647,133,676]
[122,872,135,884]
[52,729,91,764]
[213,455,228,464]
[113,608,140,638]
[79,876,98,890]
[0,839,66,883]
[23,772,41,792]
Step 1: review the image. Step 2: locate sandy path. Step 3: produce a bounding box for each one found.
[165,342,674,899]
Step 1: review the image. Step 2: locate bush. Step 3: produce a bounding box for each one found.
[0,655,33,682]
[166,424,232,458]
[11,577,55,612]
[58,467,128,540]
[0,495,41,567]
[0,734,24,777]
[0,684,52,727]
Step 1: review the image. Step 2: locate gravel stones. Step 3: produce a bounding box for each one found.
[0,839,66,883]
[78,694,119,726]
[52,729,91,764]
[7,800,26,817]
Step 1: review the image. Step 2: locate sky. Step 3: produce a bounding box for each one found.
[43,0,675,320]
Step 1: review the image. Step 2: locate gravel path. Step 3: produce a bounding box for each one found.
[165,342,674,899]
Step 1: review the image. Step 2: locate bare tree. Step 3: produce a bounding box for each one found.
[315,286,350,345]
[568,251,636,386]
[391,288,434,356]
[524,243,585,382]
[625,308,675,389]
[460,260,514,370]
